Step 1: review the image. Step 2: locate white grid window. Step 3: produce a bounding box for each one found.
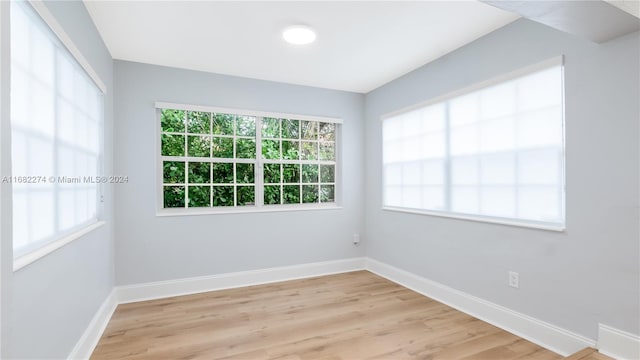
[10,1,103,258]
[158,105,340,213]
[382,59,565,229]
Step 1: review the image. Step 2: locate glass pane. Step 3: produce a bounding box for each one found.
[422,186,445,210]
[212,186,234,207]
[262,117,281,138]
[212,163,234,183]
[480,153,515,185]
[319,142,335,161]
[517,107,563,148]
[480,187,515,218]
[302,185,319,203]
[236,115,256,136]
[236,139,256,159]
[236,163,255,184]
[518,186,561,222]
[422,160,445,185]
[320,185,335,203]
[262,139,280,160]
[518,67,562,111]
[213,113,234,135]
[164,186,185,208]
[283,164,300,183]
[320,165,335,183]
[283,185,300,204]
[422,103,446,133]
[451,157,478,185]
[302,164,319,183]
[301,121,318,140]
[212,137,233,158]
[282,119,299,139]
[188,186,210,207]
[402,163,421,186]
[449,92,478,127]
[187,135,211,157]
[319,122,335,141]
[480,81,516,120]
[188,162,210,184]
[282,140,299,160]
[237,186,255,206]
[163,161,185,184]
[384,186,402,207]
[264,185,281,205]
[450,124,478,156]
[301,142,318,160]
[451,186,479,214]
[161,134,185,156]
[479,117,515,153]
[402,186,421,209]
[384,164,402,186]
[264,164,281,184]
[421,132,445,159]
[161,109,185,132]
[187,111,210,134]
[518,149,560,185]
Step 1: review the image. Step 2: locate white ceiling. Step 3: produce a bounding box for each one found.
[84,1,519,93]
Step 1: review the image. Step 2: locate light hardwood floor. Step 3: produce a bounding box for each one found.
[91,271,593,360]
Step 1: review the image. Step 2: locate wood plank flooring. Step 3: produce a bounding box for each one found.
[91,271,571,360]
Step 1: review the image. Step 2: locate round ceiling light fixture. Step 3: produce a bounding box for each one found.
[282,25,316,45]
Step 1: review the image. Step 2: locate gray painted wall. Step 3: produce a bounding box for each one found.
[364,19,640,339]
[1,1,114,358]
[113,61,365,285]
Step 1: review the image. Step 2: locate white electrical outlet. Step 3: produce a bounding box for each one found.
[508,271,519,288]
[353,233,361,246]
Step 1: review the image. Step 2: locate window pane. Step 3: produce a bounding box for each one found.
[282,140,299,160]
[262,139,280,159]
[264,185,281,205]
[213,113,234,135]
[163,161,185,184]
[187,111,210,134]
[162,134,185,157]
[283,185,300,204]
[451,186,479,214]
[164,186,185,208]
[480,187,515,218]
[262,117,280,138]
[319,123,335,141]
[237,186,255,206]
[212,163,234,183]
[212,186,234,206]
[301,121,318,140]
[236,139,256,159]
[236,116,256,136]
[282,119,299,139]
[236,163,255,184]
[188,162,210,184]
[518,149,560,185]
[302,185,319,203]
[188,135,211,157]
[320,165,335,183]
[451,157,478,185]
[480,153,515,185]
[264,164,281,184]
[212,137,234,158]
[188,186,211,207]
[161,109,185,132]
[518,186,561,222]
[320,185,335,203]
[319,142,335,161]
[301,141,318,160]
[283,164,300,183]
[302,164,319,183]
[422,186,445,210]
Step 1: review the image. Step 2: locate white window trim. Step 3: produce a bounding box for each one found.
[155,102,342,215]
[13,220,105,271]
[10,0,107,269]
[380,56,566,231]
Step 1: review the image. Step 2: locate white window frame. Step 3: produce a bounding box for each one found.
[10,0,107,271]
[381,56,566,232]
[155,102,342,216]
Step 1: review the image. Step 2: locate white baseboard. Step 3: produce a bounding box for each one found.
[598,324,640,360]
[365,257,595,356]
[116,257,367,304]
[68,289,118,360]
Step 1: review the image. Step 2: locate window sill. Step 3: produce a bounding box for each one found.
[13,221,107,272]
[157,204,342,217]
[382,207,565,232]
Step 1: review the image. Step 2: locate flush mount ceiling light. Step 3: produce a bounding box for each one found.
[282,25,316,45]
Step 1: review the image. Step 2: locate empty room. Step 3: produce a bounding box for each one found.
[0,0,639,359]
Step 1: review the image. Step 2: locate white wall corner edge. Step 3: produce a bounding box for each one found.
[364,257,596,357]
[598,323,640,360]
[67,289,118,360]
[116,257,367,304]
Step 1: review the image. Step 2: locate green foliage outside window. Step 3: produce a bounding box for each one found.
[160,108,337,209]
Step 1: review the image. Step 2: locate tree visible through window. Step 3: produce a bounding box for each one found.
[159,107,339,210]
